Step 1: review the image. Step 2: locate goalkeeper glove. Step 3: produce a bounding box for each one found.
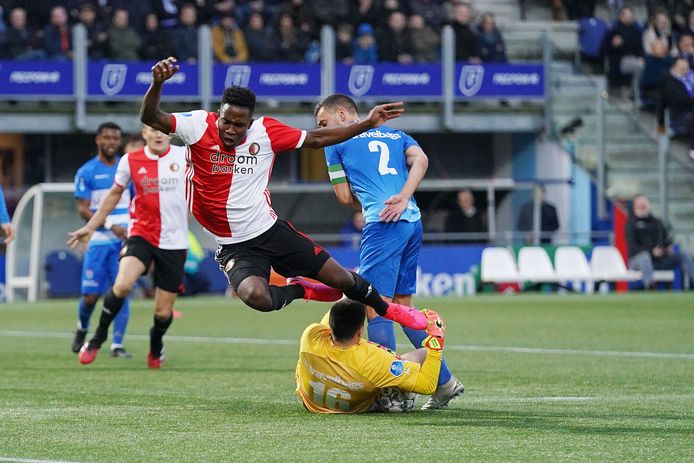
[420,309,445,351]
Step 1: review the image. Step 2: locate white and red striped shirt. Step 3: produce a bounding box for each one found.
[172,110,306,244]
[114,145,188,250]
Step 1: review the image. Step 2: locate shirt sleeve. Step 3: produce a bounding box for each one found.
[171,110,210,145]
[262,117,307,153]
[363,344,442,395]
[114,154,131,188]
[324,145,347,185]
[400,131,419,152]
[0,187,10,224]
[74,165,91,200]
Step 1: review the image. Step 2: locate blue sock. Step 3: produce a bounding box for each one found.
[367,317,397,351]
[78,298,96,330]
[111,298,130,347]
[402,326,452,386]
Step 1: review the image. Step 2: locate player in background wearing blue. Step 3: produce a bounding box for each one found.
[0,186,15,244]
[70,122,132,358]
[315,94,464,410]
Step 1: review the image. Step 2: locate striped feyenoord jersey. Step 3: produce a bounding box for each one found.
[114,145,188,250]
[324,126,421,223]
[171,110,306,244]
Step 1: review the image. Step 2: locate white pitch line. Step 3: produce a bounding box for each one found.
[0,457,85,463]
[1,330,693,360]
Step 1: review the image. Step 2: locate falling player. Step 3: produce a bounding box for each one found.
[315,94,464,409]
[68,126,188,368]
[137,56,428,330]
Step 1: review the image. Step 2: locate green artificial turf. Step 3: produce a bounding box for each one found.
[0,294,693,462]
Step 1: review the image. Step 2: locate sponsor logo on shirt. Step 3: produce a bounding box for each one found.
[389,360,405,377]
[354,129,401,140]
[209,147,258,175]
[94,174,111,179]
[138,167,147,175]
[139,176,180,194]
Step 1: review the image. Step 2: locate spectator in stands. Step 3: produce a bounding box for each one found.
[149,0,179,28]
[140,13,171,60]
[643,10,678,58]
[560,0,597,20]
[658,58,694,160]
[76,3,107,60]
[335,23,355,64]
[641,39,675,99]
[410,0,445,29]
[213,0,236,18]
[378,11,414,64]
[212,12,248,63]
[174,4,199,63]
[351,0,380,30]
[626,194,694,289]
[679,34,694,68]
[410,14,440,63]
[43,6,73,60]
[683,9,694,37]
[280,0,314,38]
[308,0,349,28]
[4,7,45,60]
[274,12,308,61]
[353,22,378,65]
[516,184,559,244]
[444,189,487,243]
[450,2,480,62]
[476,12,507,63]
[107,9,142,61]
[602,6,644,98]
[244,12,276,61]
[341,211,365,249]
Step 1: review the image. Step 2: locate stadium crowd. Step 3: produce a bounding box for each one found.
[0,0,507,64]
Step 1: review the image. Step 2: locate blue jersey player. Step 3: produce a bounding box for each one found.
[71,122,132,358]
[315,94,464,410]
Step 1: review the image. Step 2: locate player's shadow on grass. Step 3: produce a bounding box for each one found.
[404,408,694,436]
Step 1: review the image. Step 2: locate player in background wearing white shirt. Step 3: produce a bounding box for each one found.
[68,126,188,368]
[139,57,428,330]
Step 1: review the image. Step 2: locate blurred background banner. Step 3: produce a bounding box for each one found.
[0,60,73,96]
[213,63,321,98]
[455,63,544,98]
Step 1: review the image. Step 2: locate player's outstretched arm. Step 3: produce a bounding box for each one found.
[380,145,429,223]
[332,182,362,211]
[67,184,125,249]
[399,310,446,395]
[303,102,404,148]
[140,57,179,134]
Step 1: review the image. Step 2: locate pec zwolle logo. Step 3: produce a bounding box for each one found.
[225,65,252,88]
[100,64,128,96]
[459,65,484,97]
[348,65,374,97]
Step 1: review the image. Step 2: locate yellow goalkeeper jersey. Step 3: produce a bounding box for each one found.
[296,322,442,414]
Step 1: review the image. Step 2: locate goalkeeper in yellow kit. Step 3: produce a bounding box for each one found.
[296,299,446,414]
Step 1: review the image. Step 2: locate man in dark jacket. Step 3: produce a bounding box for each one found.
[516,185,559,244]
[444,189,487,243]
[450,2,479,61]
[601,6,644,94]
[658,58,694,159]
[626,194,694,289]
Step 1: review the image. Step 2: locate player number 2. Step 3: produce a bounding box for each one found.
[369,140,398,176]
[309,380,351,411]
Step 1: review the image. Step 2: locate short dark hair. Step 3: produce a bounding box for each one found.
[314,93,358,116]
[329,299,366,342]
[96,122,122,135]
[222,86,256,115]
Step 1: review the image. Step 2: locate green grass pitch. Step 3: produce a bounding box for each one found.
[1,293,693,462]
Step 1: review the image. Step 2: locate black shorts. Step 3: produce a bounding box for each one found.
[120,236,186,293]
[215,220,331,289]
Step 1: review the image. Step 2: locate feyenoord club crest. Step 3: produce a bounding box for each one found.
[225,65,251,88]
[248,142,260,156]
[458,65,484,97]
[348,65,374,97]
[100,64,128,96]
[170,162,180,172]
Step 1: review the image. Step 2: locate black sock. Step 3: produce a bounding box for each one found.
[150,313,174,358]
[268,284,305,311]
[343,271,389,316]
[89,288,125,348]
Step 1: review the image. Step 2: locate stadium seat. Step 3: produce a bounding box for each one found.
[481,247,522,283]
[44,250,82,297]
[554,246,594,293]
[517,247,561,283]
[589,246,641,282]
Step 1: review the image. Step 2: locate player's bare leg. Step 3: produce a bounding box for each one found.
[79,257,144,364]
[148,287,177,369]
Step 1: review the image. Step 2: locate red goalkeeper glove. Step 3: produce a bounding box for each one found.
[420,309,445,351]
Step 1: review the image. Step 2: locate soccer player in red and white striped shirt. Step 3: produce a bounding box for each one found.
[68,126,188,368]
[139,57,427,331]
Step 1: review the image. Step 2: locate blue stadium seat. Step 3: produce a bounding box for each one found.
[197,250,229,294]
[45,250,82,297]
[579,17,609,60]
